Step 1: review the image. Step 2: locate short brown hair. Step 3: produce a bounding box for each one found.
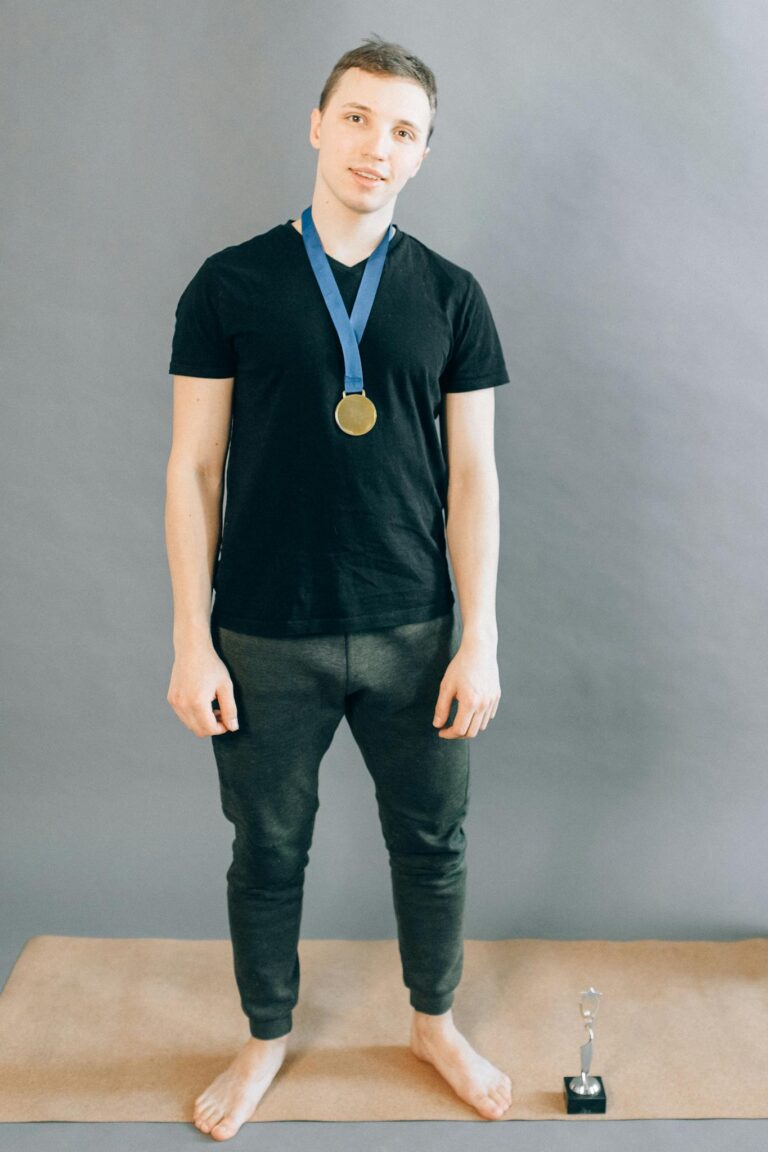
[318,33,437,145]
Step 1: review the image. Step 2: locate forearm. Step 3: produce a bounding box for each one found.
[165,459,223,652]
[445,469,500,647]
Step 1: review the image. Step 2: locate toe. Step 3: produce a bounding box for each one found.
[197,1105,223,1133]
[476,1091,504,1119]
[496,1075,513,1103]
[490,1085,510,1113]
[211,1116,239,1140]
[483,1087,506,1115]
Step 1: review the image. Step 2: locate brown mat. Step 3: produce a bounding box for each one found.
[0,935,766,1122]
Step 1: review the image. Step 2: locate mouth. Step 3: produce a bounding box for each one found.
[350,168,386,184]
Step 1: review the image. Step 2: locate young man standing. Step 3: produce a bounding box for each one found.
[166,35,512,1139]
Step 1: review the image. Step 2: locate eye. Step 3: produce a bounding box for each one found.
[346,114,413,140]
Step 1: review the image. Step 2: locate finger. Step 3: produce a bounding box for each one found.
[209,701,228,734]
[181,705,226,738]
[479,702,495,731]
[171,697,227,738]
[203,721,228,737]
[432,685,455,728]
[214,685,239,731]
[197,702,227,737]
[466,702,491,737]
[466,705,489,738]
[439,704,476,739]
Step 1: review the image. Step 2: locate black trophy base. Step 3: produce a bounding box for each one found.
[563,1074,606,1113]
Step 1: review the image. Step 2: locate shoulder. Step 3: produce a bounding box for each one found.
[201,222,288,276]
[398,231,477,293]
[187,223,291,306]
[396,232,483,320]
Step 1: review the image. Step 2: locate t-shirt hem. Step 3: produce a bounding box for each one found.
[442,373,511,393]
[210,594,455,638]
[168,361,236,377]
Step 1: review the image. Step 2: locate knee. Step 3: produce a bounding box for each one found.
[228,834,312,889]
[384,816,467,870]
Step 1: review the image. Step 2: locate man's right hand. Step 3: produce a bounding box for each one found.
[167,643,239,737]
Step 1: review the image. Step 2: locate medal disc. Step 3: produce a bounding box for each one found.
[335,391,377,436]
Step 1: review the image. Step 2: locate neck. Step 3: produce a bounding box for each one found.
[291,187,395,264]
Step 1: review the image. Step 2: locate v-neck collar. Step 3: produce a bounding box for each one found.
[285,218,402,272]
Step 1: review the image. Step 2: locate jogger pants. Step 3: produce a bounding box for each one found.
[210,609,470,1040]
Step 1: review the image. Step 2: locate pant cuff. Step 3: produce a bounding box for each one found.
[249,1013,292,1040]
[409,990,455,1015]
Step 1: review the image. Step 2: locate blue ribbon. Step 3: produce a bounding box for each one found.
[300,205,395,395]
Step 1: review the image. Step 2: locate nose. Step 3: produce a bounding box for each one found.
[362,125,391,163]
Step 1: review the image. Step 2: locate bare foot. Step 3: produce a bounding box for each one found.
[193,1032,289,1140]
[410,1009,512,1119]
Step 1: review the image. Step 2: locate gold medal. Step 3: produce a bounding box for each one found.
[299,206,395,437]
[335,390,377,436]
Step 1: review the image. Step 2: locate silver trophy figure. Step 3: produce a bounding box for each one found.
[563,986,607,1113]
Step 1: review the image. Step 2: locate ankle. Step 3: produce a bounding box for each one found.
[247,1031,290,1048]
[413,1007,454,1031]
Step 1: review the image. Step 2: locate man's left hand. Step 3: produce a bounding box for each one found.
[432,635,501,738]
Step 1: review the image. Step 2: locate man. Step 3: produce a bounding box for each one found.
[166,34,512,1139]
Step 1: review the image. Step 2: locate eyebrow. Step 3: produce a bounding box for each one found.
[339,102,423,135]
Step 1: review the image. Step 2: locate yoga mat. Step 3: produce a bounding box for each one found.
[0,935,766,1122]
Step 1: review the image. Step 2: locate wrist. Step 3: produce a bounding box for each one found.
[461,622,498,647]
[173,619,213,652]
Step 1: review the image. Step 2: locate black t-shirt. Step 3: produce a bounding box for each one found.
[168,218,510,637]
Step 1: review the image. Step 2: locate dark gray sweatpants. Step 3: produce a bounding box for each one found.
[210,609,470,1040]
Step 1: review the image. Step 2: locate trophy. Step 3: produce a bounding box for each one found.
[563,986,607,1113]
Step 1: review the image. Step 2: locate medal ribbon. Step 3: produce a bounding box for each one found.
[300,205,394,395]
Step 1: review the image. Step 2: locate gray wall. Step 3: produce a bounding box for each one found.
[3,0,767,979]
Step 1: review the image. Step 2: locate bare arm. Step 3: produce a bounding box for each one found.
[165,374,238,736]
[445,472,500,647]
[432,388,501,738]
[443,387,500,647]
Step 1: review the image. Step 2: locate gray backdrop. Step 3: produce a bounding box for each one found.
[3,0,767,1128]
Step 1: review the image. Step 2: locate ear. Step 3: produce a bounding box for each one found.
[411,145,430,176]
[309,107,322,149]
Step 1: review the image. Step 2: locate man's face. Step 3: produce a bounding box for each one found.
[309,67,432,213]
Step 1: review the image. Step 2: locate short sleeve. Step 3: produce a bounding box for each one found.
[440,273,510,393]
[168,257,237,377]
